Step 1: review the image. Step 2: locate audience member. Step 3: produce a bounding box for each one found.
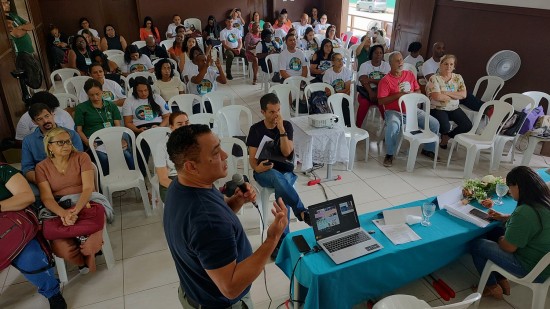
[78,62,125,107]
[89,49,122,83]
[203,15,222,47]
[164,124,286,308]
[75,78,133,175]
[36,127,106,273]
[230,8,246,37]
[139,16,161,44]
[378,52,439,167]
[47,25,68,70]
[279,34,308,81]
[100,24,127,52]
[355,35,371,69]
[77,17,99,40]
[314,14,330,34]
[0,163,67,309]
[154,58,185,102]
[168,32,185,70]
[154,111,189,202]
[220,17,247,80]
[263,21,274,35]
[426,54,472,149]
[181,36,197,70]
[16,91,75,142]
[246,93,311,258]
[309,7,320,27]
[323,52,353,126]
[273,9,292,33]
[294,13,311,38]
[188,49,227,112]
[404,41,424,77]
[300,27,319,52]
[140,36,169,62]
[3,1,34,54]
[471,166,550,300]
[356,44,390,128]
[166,14,183,39]
[81,29,99,51]
[244,22,261,85]
[248,11,265,31]
[256,29,281,74]
[325,25,343,48]
[67,34,94,75]
[122,44,154,76]
[310,38,334,83]
[422,41,445,81]
[21,103,83,186]
[181,46,202,83]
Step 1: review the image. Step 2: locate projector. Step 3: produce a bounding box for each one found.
[308,114,339,128]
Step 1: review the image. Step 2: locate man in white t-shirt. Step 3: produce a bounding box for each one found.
[293,13,311,38]
[220,18,247,80]
[79,63,126,107]
[166,14,183,39]
[188,52,227,113]
[422,41,445,81]
[279,34,308,80]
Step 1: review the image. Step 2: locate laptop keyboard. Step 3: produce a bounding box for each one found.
[324,232,374,253]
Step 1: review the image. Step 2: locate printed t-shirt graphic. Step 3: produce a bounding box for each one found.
[332,79,345,92]
[197,79,214,95]
[102,91,114,101]
[130,63,146,73]
[135,105,158,121]
[227,33,237,44]
[289,57,302,71]
[318,60,332,71]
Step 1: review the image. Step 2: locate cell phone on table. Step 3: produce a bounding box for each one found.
[469,208,491,222]
[292,235,311,253]
[410,130,423,135]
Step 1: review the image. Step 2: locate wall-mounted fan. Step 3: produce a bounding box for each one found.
[486,50,521,81]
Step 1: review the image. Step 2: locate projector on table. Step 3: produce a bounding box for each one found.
[308,114,339,128]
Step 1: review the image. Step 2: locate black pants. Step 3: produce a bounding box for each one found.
[459,92,484,111]
[430,108,473,138]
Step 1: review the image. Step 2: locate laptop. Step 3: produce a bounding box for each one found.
[308,194,383,264]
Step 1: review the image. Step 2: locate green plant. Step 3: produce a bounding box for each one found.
[462,175,504,202]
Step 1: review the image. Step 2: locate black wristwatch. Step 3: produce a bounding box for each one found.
[280,132,288,137]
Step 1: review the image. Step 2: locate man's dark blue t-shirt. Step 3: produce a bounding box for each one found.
[163,180,252,307]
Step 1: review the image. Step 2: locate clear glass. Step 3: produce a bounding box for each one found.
[495,183,509,205]
[421,202,436,226]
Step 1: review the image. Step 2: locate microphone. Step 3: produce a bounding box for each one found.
[232,173,258,208]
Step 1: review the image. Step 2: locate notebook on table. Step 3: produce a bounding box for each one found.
[308,194,383,264]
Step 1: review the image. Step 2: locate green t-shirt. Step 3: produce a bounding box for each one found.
[356,46,370,70]
[8,12,34,54]
[74,100,122,138]
[0,164,19,201]
[505,204,550,279]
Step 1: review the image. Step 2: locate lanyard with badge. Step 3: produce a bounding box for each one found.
[95,102,113,128]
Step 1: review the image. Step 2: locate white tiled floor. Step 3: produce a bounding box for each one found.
[1,69,550,308]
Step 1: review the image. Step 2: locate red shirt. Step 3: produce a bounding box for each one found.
[377,70,419,113]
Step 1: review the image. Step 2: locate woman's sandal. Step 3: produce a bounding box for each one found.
[252,79,257,85]
[498,279,511,296]
[472,284,503,300]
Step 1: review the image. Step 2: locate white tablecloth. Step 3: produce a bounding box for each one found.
[290,115,349,171]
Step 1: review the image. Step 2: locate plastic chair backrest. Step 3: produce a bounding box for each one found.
[328,93,356,128]
[283,76,311,90]
[472,76,505,102]
[160,39,175,50]
[54,93,79,109]
[348,43,361,60]
[470,100,514,141]
[104,50,124,58]
[520,251,550,283]
[342,31,353,47]
[304,82,335,105]
[399,93,430,133]
[50,68,80,92]
[383,53,391,62]
[216,105,252,138]
[184,18,202,32]
[266,54,280,75]
[108,54,125,69]
[303,50,315,61]
[314,34,325,45]
[135,127,171,182]
[203,91,235,115]
[270,84,299,119]
[88,127,138,179]
[189,113,216,127]
[403,63,418,78]
[63,76,91,97]
[220,137,249,178]
[499,93,536,112]
[169,94,202,116]
[125,72,157,92]
[132,40,146,49]
[195,37,205,52]
[522,91,550,111]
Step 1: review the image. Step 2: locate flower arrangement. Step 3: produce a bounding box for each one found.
[462,175,505,208]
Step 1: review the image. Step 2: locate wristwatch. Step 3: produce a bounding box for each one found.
[280,132,288,137]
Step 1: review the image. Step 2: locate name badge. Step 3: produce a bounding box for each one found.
[103,122,112,128]
[85,57,92,65]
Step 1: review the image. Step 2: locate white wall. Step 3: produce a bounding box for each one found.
[455,0,550,10]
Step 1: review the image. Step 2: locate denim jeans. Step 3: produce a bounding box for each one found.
[11,239,59,299]
[253,169,307,235]
[96,149,135,176]
[384,109,440,156]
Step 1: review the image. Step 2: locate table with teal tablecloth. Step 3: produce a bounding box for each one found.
[275,169,550,309]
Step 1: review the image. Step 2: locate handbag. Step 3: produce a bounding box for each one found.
[42,201,105,240]
[0,208,39,271]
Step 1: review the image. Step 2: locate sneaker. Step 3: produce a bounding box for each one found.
[272,72,281,83]
[383,155,393,167]
[48,292,67,309]
[78,265,89,275]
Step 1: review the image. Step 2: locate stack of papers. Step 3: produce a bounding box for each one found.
[372,218,421,245]
[437,187,490,228]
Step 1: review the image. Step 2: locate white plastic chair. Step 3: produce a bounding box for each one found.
[491,93,537,170]
[125,72,157,92]
[132,40,146,49]
[303,49,315,62]
[107,54,125,69]
[169,94,202,116]
[63,76,91,98]
[54,93,79,109]
[474,252,550,309]
[304,82,335,113]
[215,105,252,138]
[374,293,481,309]
[50,68,80,93]
[520,92,550,166]
[184,18,202,33]
[403,63,418,79]
[88,127,152,216]
[270,84,299,120]
[135,127,171,210]
[219,137,249,216]
[159,39,175,51]
[447,100,514,179]
[55,162,115,284]
[314,34,325,45]
[329,93,370,170]
[342,31,354,48]
[262,54,280,94]
[460,76,505,123]
[395,93,439,172]
[522,91,550,107]
[188,113,217,130]
[203,91,235,115]
[103,49,124,58]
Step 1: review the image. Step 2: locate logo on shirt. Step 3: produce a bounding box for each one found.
[332,79,345,92]
[266,43,277,53]
[289,57,302,71]
[308,41,318,51]
[331,41,340,48]
[233,23,241,30]
[319,60,332,71]
[130,63,146,73]
[135,105,158,121]
[399,82,412,93]
[197,79,213,95]
[227,33,237,43]
[415,61,424,71]
[368,71,385,81]
[102,91,114,101]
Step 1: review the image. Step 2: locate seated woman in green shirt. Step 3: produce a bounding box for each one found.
[471,166,550,300]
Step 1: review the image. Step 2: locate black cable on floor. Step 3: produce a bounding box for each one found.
[256,206,272,304]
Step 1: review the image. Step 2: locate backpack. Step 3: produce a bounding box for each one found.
[308,90,332,114]
[519,106,544,134]
[501,110,527,136]
[0,208,39,271]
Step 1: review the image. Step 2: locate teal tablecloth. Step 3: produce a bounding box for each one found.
[275,169,550,309]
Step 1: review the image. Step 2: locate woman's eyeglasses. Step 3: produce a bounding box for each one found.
[49,139,73,146]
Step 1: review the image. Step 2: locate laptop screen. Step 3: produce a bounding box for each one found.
[309,195,360,240]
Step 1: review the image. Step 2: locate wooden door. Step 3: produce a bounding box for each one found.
[391,0,436,58]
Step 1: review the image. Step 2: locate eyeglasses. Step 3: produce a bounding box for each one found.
[49,139,72,146]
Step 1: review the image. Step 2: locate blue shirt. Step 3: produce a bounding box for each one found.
[163,181,252,307]
[21,125,84,175]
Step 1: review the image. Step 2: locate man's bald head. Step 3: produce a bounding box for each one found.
[433,42,445,59]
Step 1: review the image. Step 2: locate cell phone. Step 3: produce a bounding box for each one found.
[262,161,272,166]
[469,208,490,222]
[292,235,311,253]
[410,130,423,135]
